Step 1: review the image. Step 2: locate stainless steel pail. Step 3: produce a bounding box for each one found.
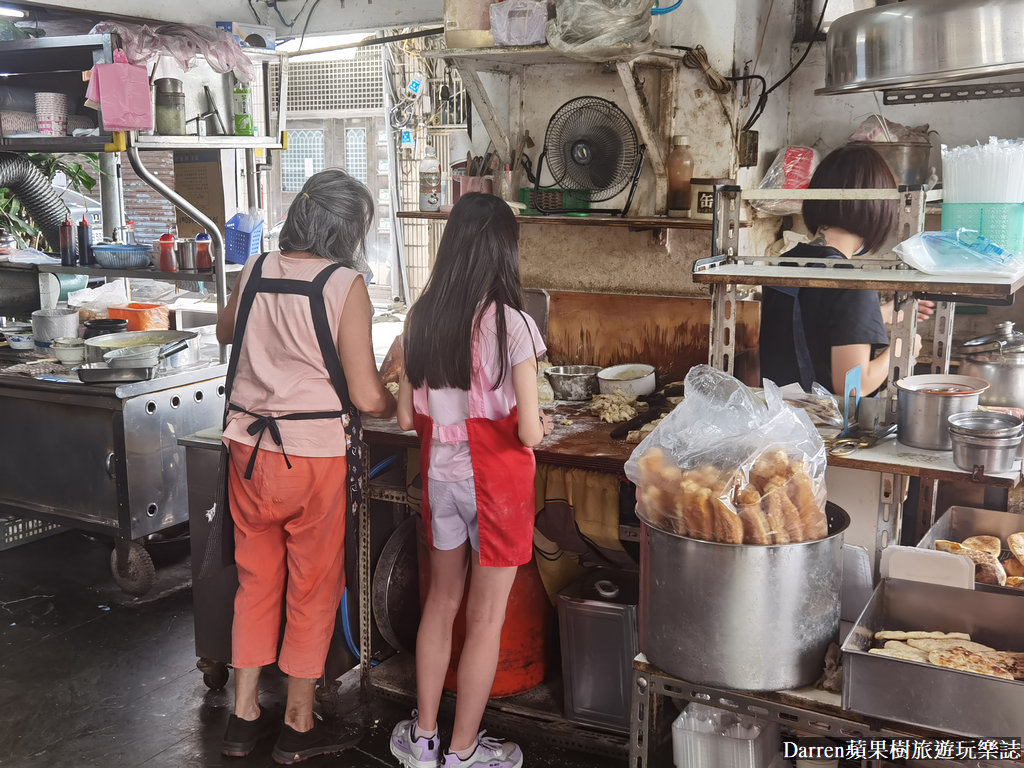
[639,502,849,691]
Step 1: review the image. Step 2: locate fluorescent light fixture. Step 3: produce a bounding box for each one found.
[0,6,25,17]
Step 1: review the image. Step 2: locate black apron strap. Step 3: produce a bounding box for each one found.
[767,285,815,392]
[223,253,269,411]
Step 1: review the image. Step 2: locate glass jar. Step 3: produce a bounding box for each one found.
[154,78,186,136]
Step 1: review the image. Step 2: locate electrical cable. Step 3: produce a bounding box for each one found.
[742,0,829,132]
[247,0,261,23]
[674,45,732,94]
[297,0,324,51]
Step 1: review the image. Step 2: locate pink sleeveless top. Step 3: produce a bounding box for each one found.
[222,251,360,458]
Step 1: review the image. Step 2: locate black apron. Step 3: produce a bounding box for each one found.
[223,252,365,513]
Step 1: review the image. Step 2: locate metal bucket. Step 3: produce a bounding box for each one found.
[639,502,849,691]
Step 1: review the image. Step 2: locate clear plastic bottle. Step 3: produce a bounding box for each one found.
[419,144,442,212]
[195,232,212,272]
[77,216,92,266]
[666,135,694,218]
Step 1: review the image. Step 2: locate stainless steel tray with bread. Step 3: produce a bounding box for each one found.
[917,505,1024,595]
[842,578,1024,737]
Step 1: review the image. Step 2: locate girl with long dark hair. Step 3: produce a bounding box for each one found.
[390,193,552,768]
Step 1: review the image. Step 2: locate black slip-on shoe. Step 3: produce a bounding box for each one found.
[272,716,362,765]
[222,710,269,757]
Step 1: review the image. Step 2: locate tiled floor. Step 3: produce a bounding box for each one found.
[0,530,629,768]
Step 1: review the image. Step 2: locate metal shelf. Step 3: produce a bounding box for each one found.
[692,261,1024,303]
[133,135,285,151]
[39,263,242,285]
[397,210,717,230]
[826,436,1022,487]
[629,655,951,766]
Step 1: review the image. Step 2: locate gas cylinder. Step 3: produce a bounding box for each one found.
[417,520,554,697]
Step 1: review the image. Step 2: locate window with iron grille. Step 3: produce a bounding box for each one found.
[270,48,384,112]
[345,127,368,184]
[281,129,325,192]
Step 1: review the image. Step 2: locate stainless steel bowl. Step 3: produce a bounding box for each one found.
[947,410,1023,439]
[951,431,1022,474]
[544,365,601,401]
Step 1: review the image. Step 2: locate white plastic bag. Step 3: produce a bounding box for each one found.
[624,366,828,545]
[894,229,1024,277]
[545,0,656,62]
[491,0,549,46]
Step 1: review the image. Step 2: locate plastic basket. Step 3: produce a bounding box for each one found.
[1,514,65,551]
[90,243,153,269]
[518,187,591,214]
[225,214,264,265]
[941,203,1024,256]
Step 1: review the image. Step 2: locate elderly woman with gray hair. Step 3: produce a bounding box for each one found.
[216,168,396,764]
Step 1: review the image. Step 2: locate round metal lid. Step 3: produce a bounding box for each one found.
[963,321,1024,355]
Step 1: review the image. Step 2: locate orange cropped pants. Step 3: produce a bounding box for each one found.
[227,441,348,679]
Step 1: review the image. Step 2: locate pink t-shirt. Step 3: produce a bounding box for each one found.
[415,304,546,481]
[222,251,360,458]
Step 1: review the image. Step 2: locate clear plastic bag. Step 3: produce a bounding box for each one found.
[894,229,1024,277]
[750,146,818,216]
[624,366,828,545]
[491,0,549,46]
[545,0,656,62]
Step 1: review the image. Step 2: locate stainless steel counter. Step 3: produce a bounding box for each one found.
[0,357,226,552]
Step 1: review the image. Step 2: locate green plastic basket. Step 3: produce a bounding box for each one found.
[518,187,591,214]
[941,203,1024,255]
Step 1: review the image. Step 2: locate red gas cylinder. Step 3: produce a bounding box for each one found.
[417,521,554,697]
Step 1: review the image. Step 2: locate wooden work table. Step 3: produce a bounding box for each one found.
[361,401,636,475]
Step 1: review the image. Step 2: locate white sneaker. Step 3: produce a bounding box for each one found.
[441,732,523,768]
[390,712,441,768]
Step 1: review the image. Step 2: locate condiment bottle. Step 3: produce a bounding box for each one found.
[666,135,694,218]
[195,232,212,271]
[59,216,76,266]
[77,216,92,265]
[124,220,136,244]
[419,144,441,212]
[159,232,178,273]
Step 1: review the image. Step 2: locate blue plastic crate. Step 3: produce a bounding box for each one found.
[941,203,1024,256]
[224,215,264,265]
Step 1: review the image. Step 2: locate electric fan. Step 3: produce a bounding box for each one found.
[532,96,646,216]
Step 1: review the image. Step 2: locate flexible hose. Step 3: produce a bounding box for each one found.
[338,455,401,664]
[0,153,70,252]
[652,0,683,14]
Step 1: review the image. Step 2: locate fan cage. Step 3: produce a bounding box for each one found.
[543,96,639,202]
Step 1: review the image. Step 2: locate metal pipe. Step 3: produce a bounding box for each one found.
[98,152,124,241]
[125,146,227,313]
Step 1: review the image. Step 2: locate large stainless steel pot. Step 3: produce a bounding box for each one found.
[84,330,199,371]
[895,374,989,450]
[959,322,1024,409]
[639,503,849,692]
[820,0,1024,95]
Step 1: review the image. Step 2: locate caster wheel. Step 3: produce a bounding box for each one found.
[203,665,230,690]
[110,541,156,597]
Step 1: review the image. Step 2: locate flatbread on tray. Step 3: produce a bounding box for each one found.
[907,638,996,653]
[874,630,971,641]
[928,648,1014,680]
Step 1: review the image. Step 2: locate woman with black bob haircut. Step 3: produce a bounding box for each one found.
[216,168,395,764]
[759,143,924,397]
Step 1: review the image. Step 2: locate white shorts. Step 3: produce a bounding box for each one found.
[427,476,479,552]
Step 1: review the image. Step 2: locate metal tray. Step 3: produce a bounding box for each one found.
[917,505,1024,596]
[74,362,156,383]
[842,578,1024,737]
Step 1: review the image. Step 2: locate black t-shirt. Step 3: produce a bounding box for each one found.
[759,243,891,394]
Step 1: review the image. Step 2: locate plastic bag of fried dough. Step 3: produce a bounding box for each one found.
[624,365,829,545]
